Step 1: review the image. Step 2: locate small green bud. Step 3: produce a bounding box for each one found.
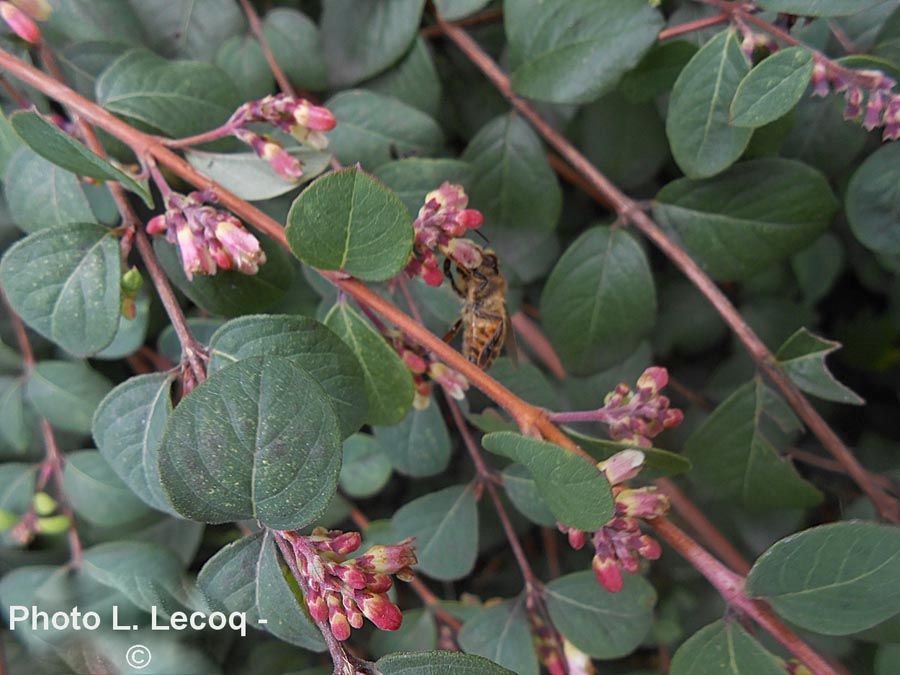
[36,514,71,535]
[121,266,144,294]
[0,508,19,531]
[33,491,57,516]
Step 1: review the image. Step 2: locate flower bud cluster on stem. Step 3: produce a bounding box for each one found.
[811,57,900,140]
[276,528,417,642]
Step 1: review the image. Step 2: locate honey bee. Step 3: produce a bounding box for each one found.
[443,248,516,370]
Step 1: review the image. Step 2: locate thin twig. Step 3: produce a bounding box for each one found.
[238,0,295,95]
[510,311,566,379]
[658,13,730,41]
[430,14,900,524]
[420,7,504,38]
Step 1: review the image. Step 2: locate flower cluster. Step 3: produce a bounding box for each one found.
[227,94,337,180]
[279,528,416,641]
[560,449,669,593]
[406,182,484,286]
[385,327,468,408]
[146,189,265,280]
[0,0,49,44]
[811,56,900,140]
[598,367,684,447]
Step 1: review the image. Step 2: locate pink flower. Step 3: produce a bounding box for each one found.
[0,0,40,42]
[864,90,886,131]
[883,95,900,140]
[844,86,863,120]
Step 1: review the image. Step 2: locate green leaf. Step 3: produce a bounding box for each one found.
[198,531,325,650]
[0,109,24,174]
[157,318,225,364]
[569,91,669,190]
[9,111,152,206]
[756,0,886,17]
[0,223,121,356]
[286,168,414,282]
[57,40,131,99]
[370,608,437,659]
[540,226,656,375]
[666,30,752,178]
[0,377,34,454]
[458,597,538,675]
[482,432,614,531]
[321,0,426,87]
[340,434,393,498]
[326,90,444,170]
[153,234,294,316]
[565,429,692,479]
[262,8,327,91]
[324,302,415,426]
[96,48,241,139]
[26,360,112,434]
[92,372,177,514]
[434,0,491,21]
[846,143,900,254]
[43,0,144,44]
[159,356,343,528]
[653,158,838,281]
[392,484,479,581]
[94,293,150,360]
[669,620,787,675]
[619,41,698,103]
[731,47,814,128]
[545,571,656,658]
[746,521,900,634]
[775,328,864,405]
[129,0,245,61]
[63,450,152,527]
[374,398,451,477]
[506,0,663,104]
[501,464,557,527]
[3,148,98,233]
[791,234,844,305]
[373,158,473,215]
[462,114,561,235]
[0,463,36,516]
[186,146,331,202]
[215,35,272,101]
[82,541,186,614]
[782,95,868,176]
[367,37,442,118]
[377,651,515,675]
[208,314,368,437]
[685,379,823,511]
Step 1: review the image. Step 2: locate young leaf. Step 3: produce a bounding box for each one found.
[666,30,752,178]
[373,397,451,477]
[158,356,343,528]
[669,620,787,675]
[92,372,177,514]
[96,48,241,139]
[846,143,900,254]
[501,464,557,527]
[540,226,656,375]
[321,0,427,87]
[208,314,368,437]
[653,158,838,281]
[685,378,823,511]
[775,328,864,405]
[545,571,656,658]
[565,429,692,479]
[746,521,900,634]
[377,650,515,675]
[186,147,331,202]
[0,223,121,357]
[26,360,112,434]
[324,302,415,426]
[286,168,414,282]
[339,434,393,498]
[325,90,444,170]
[391,484,479,581]
[63,450,153,527]
[262,8,327,91]
[458,597,539,675]
[506,0,663,104]
[482,432,614,531]
[730,47,814,128]
[9,111,152,205]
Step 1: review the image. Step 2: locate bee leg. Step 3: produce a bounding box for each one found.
[443,318,462,343]
[443,258,466,298]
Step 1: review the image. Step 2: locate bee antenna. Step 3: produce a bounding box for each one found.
[472,229,490,244]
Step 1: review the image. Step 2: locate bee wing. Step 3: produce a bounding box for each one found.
[504,312,519,367]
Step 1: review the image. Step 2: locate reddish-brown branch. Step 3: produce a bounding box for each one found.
[420,7,504,38]
[788,449,898,496]
[430,15,900,524]
[511,311,566,379]
[237,0,295,96]
[651,519,840,675]
[658,13,730,41]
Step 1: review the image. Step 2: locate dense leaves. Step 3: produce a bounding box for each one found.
[670,620,786,675]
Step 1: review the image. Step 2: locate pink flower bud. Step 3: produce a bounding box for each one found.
[213,220,265,275]
[443,237,483,269]
[293,100,337,132]
[637,366,668,394]
[176,225,215,280]
[592,554,623,593]
[146,214,168,235]
[637,534,662,560]
[1,1,40,43]
[402,350,429,374]
[355,540,418,575]
[810,61,829,97]
[883,96,900,140]
[328,531,362,556]
[615,487,669,519]
[864,90,886,131]
[357,592,403,631]
[844,86,863,119]
[597,449,645,485]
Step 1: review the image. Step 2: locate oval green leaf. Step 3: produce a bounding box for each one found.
[731,47,814,128]
[0,222,121,356]
[373,397,451,477]
[846,143,900,255]
[63,450,153,527]
[458,597,538,675]
[670,620,787,675]
[756,0,885,17]
[286,168,414,281]
[339,434,393,498]
[159,356,343,528]
[26,360,112,434]
[377,651,515,675]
